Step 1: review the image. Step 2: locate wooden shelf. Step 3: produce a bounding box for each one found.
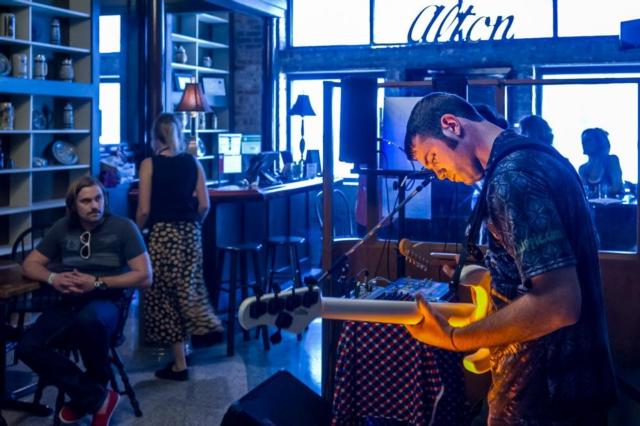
[31,164,90,172]
[30,199,66,211]
[198,13,228,25]
[0,36,31,47]
[167,11,231,187]
[172,63,229,74]
[0,0,96,251]
[171,35,227,49]
[31,129,90,134]
[182,128,229,134]
[31,41,90,54]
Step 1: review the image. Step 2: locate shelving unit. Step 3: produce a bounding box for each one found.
[165,11,231,182]
[0,0,97,256]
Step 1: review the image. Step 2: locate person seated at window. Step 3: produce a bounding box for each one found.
[518,115,554,145]
[578,127,624,198]
[16,176,152,426]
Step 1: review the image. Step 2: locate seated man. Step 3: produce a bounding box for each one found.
[17,176,152,426]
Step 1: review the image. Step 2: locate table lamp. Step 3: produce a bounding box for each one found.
[176,77,211,155]
[289,94,316,164]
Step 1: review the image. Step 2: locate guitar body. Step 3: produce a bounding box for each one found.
[238,238,492,374]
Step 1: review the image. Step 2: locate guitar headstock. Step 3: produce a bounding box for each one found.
[398,238,429,272]
[238,286,323,334]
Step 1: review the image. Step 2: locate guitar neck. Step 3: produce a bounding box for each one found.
[320,297,475,325]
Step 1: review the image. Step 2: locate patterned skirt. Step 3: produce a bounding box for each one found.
[144,221,222,345]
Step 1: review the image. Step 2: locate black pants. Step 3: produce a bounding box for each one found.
[16,299,119,415]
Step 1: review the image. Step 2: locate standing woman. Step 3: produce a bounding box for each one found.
[136,113,223,381]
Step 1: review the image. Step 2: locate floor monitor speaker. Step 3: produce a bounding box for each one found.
[220,370,331,426]
[339,76,378,165]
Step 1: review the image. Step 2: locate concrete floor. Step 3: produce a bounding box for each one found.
[2,293,639,425]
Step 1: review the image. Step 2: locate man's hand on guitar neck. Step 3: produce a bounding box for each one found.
[405,293,458,351]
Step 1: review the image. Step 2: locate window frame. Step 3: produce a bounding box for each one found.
[98,12,126,146]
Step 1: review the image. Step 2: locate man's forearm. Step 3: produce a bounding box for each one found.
[453,277,580,351]
[22,260,54,283]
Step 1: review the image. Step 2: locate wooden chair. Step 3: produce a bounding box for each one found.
[33,288,143,425]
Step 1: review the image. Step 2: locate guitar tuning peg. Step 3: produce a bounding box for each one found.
[270,328,282,344]
[253,283,264,299]
[273,283,282,295]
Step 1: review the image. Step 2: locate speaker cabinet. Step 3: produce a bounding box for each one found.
[621,19,640,49]
[339,76,378,165]
[221,370,331,426]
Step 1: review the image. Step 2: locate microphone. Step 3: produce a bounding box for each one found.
[406,169,436,179]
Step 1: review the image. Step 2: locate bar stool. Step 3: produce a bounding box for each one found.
[265,236,306,293]
[216,242,270,356]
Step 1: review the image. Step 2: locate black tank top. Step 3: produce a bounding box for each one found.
[148,153,200,224]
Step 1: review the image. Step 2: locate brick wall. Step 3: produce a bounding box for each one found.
[232,13,264,134]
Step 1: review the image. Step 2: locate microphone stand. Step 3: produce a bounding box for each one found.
[308,174,435,288]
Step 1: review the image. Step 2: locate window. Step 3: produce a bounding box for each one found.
[291,0,370,46]
[99,15,121,53]
[540,71,640,252]
[288,78,385,178]
[99,82,121,145]
[98,15,124,145]
[558,0,640,37]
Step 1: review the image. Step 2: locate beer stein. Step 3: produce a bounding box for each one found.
[63,103,74,129]
[11,53,27,78]
[59,58,74,82]
[0,13,15,38]
[174,45,187,64]
[50,18,61,44]
[0,102,14,130]
[34,54,48,79]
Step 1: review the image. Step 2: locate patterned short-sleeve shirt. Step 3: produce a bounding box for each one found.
[481,131,617,424]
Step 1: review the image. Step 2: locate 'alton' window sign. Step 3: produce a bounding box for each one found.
[374,0,552,45]
[408,0,514,43]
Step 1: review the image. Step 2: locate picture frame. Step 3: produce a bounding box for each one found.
[202,77,226,96]
[173,72,193,91]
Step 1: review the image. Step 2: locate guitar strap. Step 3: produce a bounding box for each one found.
[448,137,585,299]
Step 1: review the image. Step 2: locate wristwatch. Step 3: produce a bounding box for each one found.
[93,276,108,291]
[47,272,57,285]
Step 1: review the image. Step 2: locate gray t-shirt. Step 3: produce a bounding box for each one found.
[37,215,146,301]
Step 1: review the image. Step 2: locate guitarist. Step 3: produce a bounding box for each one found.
[402,92,616,425]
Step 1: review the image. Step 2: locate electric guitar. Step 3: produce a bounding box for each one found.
[238,240,492,374]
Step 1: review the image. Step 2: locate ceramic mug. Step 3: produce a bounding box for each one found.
[34,54,48,79]
[11,53,27,78]
[0,13,15,38]
[59,58,74,82]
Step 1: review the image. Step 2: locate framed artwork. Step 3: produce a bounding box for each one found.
[202,77,226,96]
[173,72,193,91]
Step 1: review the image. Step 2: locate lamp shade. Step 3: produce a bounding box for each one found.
[176,82,211,113]
[289,94,316,117]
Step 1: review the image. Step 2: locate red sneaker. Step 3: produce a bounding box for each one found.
[59,405,84,424]
[91,389,120,426]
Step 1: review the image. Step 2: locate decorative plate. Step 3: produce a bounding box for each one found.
[51,140,78,165]
[0,53,10,76]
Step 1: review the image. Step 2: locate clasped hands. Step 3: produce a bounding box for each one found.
[50,269,97,294]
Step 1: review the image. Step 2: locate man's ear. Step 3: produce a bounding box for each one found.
[440,114,462,137]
